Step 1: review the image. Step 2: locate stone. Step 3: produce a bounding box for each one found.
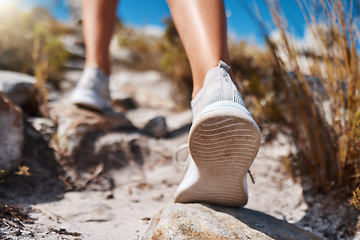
[142,116,167,138]
[0,96,24,178]
[111,97,137,112]
[48,103,133,156]
[0,71,36,107]
[144,203,322,240]
[27,117,56,142]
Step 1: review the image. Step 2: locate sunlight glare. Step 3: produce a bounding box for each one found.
[0,0,18,11]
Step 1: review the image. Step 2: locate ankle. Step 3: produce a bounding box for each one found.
[85,61,111,76]
[192,86,203,99]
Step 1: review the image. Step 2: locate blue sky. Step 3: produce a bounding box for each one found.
[11,0,307,45]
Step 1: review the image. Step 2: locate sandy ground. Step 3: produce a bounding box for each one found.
[1,65,359,240]
[26,125,306,240]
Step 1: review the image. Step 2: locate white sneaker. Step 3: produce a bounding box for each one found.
[174,60,260,207]
[71,66,111,111]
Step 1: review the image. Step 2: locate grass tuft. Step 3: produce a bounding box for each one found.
[252,0,360,193]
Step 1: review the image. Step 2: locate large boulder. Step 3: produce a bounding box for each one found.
[0,71,36,107]
[0,96,24,178]
[144,203,322,240]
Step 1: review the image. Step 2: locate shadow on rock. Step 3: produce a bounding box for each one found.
[50,104,177,192]
[166,123,191,139]
[61,129,149,191]
[0,122,65,205]
[294,179,360,240]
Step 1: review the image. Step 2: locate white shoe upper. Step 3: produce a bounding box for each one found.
[191,60,247,121]
[71,66,111,111]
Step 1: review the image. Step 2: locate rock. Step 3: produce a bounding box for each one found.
[47,103,179,192]
[27,117,56,142]
[48,103,141,191]
[0,96,24,178]
[0,71,36,107]
[0,120,65,204]
[48,103,133,156]
[111,97,137,112]
[142,116,167,138]
[144,203,322,240]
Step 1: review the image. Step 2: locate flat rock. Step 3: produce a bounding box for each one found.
[144,203,322,240]
[0,71,36,107]
[49,103,133,156]
[0,96,23,178]
[48,103,143,191]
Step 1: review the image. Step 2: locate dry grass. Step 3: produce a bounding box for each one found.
[254,0,360,193]
[0,6,70,117]
[0,6,69,89]
[229,40,281,123]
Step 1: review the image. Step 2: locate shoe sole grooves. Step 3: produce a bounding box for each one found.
[175,109,260,207]
[192,141,258,148]
[192,135,258,143]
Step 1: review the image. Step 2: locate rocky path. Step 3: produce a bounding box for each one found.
[1,66,359,239]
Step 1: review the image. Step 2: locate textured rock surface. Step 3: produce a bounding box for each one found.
[0,121,64,204]
[0,96,24,177]
[0,71,36,107]
[142,116,168,138]
[49,103,133,156]
[144,203,322,240]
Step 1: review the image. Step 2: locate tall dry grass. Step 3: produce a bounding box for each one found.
[256,0,360,193]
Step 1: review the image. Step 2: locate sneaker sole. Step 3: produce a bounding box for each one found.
[71,90,108,112]
[175,101,260,207]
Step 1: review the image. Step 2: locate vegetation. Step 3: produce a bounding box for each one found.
[158,18,193,109]
[0,6,70,89]
[229,40,280,123]
[116,17,193,109]
[253,0,360,193]
[116,17,276,112]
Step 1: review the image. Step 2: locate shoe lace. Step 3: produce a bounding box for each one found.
[174,144,255,184]
[174,143,189,166]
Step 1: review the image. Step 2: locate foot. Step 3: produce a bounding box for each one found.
[174,61,260,207]
[71,66,111,111]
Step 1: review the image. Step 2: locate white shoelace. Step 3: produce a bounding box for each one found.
[174,143,189,166]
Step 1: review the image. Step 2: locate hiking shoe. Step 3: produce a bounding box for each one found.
[174,60,260,207]
[71,66,111,111]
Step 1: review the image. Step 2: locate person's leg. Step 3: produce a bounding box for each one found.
[168,0,261,207]
[72,0,118,111]
[82,0,118,76]
[166,0,232,98]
